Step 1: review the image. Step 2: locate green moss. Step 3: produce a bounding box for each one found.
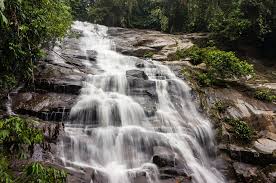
[143,51,155,58]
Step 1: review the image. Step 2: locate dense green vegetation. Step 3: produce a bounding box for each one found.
[254,88,276,102]
[224,118,254,142]
[0,116,67,183]
[180,46,254,86]
[0,159,67,183]
[0,116,43,158]
[80,0,276,55]
[0,0,72,91]
[19,162,67,183]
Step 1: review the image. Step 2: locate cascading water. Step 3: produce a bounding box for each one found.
[59,21,225,183]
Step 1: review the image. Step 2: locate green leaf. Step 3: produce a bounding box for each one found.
[0,11,7,24]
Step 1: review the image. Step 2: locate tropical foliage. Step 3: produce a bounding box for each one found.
[0,117,43,158]
[176,46,254,86]
[18,162,67,183]
[0,0,72,90]
[0,116,67,183]
[73,0,275,59]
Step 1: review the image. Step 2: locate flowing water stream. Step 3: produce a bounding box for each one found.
[59,21,225,183]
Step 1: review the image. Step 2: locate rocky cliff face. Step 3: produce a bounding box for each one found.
[7,25,276,183]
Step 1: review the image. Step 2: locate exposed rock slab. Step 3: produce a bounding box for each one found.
[11,92,76,121]
[254,138,276,154]
[108,27,195,61]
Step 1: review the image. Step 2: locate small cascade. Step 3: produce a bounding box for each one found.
[59,21,225,183]
[6,85,24,116]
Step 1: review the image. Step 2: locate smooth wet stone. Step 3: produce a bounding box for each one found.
[126,70,149,80]
[159,167,187,177]
[86,50,97,61]
[62,49,87,60]
[130,170,148,183]
[135,62,145,68]
[152,146,176,168]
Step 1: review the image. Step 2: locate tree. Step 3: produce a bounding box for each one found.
[0,0,72,88]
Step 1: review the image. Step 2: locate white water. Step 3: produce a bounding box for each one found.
[59,21,225,183]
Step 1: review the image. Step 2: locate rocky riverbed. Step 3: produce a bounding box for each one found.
[3,24,275,183]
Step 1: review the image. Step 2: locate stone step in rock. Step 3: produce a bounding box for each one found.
[17,108,70,122]
[254,138,276,155]
[159,167,188,177]
[11,92,76,122]
[35,79,82,95]
[219,144,276,165]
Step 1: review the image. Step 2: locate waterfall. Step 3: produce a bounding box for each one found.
[59,21,225,183]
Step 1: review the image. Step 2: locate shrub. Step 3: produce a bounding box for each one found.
[179,46,254,86]
[254,88,276,103]
[195,72,214,87]
[225,118,253,142]
[181,47,254,87]
[0,117,43,158]
[0,0,72,83]
[19,162,67,183]
[204,50,254,80]
[0,75,17,91]
[181,46,206,65]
